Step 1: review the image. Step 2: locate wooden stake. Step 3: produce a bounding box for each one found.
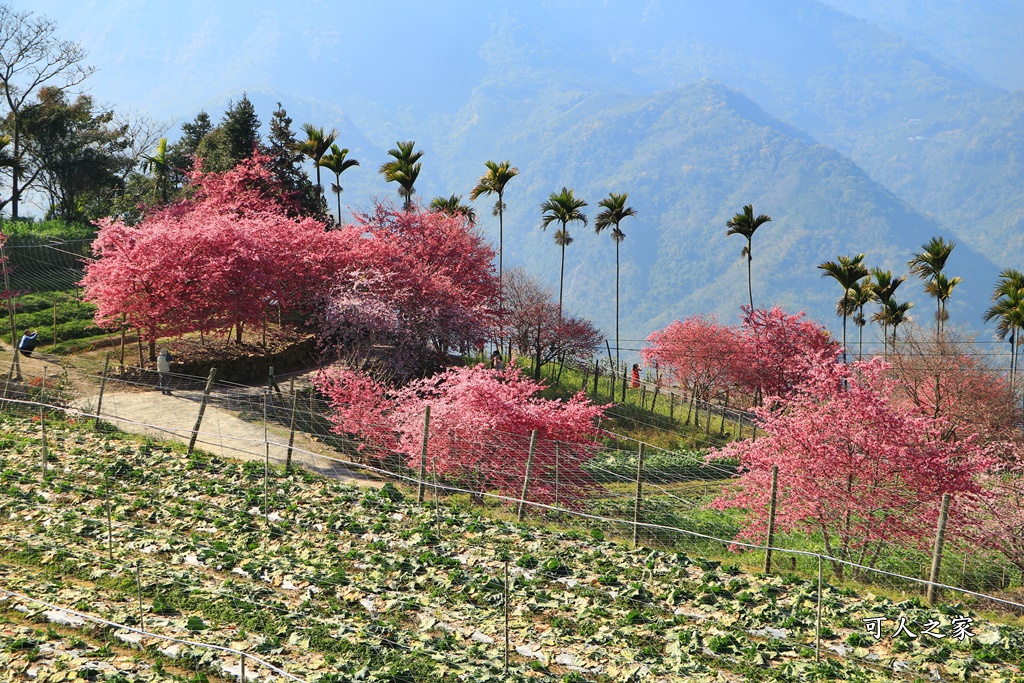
[94,354,110,430]
[417,406,431,503]
[503,558,510,674]
[136,560,145,631]
[632,443,645,548]
[39,368,47,481]
[285,378,297,472]
[926,493,951,604]
[516,430,537,522]
[764,465,779,573]
[815,554,823,662]
[187,368,217,454]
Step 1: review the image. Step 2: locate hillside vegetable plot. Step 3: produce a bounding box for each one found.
[0,412,1021,682]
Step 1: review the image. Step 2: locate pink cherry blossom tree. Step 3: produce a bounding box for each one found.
[642,315,737,407]
[82,154,350,359]
[316,204,499,377]
[708,357,990,579]
[315,363,604,505]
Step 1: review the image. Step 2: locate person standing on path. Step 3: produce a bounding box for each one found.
[157,348,173,395]
[631,363,641,388]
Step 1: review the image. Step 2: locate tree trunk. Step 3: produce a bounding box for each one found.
[558,239,566,320]
[615,240,620,372]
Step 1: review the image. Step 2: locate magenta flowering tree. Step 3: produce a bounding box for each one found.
[708,357,990,578]
[315,363,604,505]
[81,154,352,359]
[316,204,499,377]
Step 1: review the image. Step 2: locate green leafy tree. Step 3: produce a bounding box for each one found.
[869,268,906,358]
[594,192,636,370]
[265,103,322,219]
[143,137,169,204]
[379,140,423,211]
[726,204,772,310]
[166,110,211,181]
[908,236,957,334]
[297,123,338,198]
[469,160,519,300]
[319,144,359,225]
[19,87,130,221]
[195,95,262,173]
[0,4,94,218]
[983,269,1024,384]
[818,253,868,364]
[429,194,475,225]
[540,187,588,319]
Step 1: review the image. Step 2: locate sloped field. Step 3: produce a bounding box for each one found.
[0,411,1021,682]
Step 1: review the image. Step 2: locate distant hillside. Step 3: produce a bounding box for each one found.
[422,82,999,348]
[821,0,1024,90]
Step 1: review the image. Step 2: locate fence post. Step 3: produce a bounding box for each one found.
[621,366,627,403]
[52,301,57,347]
[632,443,645,548]
[640,383,646,409]
[104,472,113,563]
[417,406,431,503]
[136,560,145,632]
[94,354,110,430]
[669,392,675,422]
[503,557,510,674]
[263,389,269,521]
[592,360,599,396]
[39,368,47,481]
[285,378,297,472]
[764,465,779,573]
[554,444,560,509]
[815,554,823,662]
[926,493,951,604]
[187,368,217,454]
[516,430,537,522]
[240,653,246,683]
[719,391,729,436]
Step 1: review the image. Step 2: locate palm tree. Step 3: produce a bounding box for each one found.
[984,269,1024,383]
[540,187,588,319]
[726,204,772,310]
[296,124,339,197]
[908,236,956,333]
[818,254,868,364]
[594,192,636,372]
[886,298,914,350]
[470,160,519,299]
[429,194,476,224]
[841,279,874,360]
[318,144,359,225]
[379,140,424,211]
[924,271,962,335]
[143,137,170,203]
[869,268,906,358]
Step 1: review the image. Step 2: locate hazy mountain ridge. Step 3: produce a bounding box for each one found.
[9,0,1021,347]
[416,81,998,345]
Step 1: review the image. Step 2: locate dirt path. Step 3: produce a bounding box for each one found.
[3,345,380,487]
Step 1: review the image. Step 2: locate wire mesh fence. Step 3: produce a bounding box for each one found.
[1,351,1023,681]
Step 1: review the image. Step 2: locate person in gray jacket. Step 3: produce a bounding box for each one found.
[157,348,173,395]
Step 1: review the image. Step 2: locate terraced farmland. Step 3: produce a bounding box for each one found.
[0,411,1022,682]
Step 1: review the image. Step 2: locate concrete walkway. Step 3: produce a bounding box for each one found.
[0,345,380,487]
[73,384,382,487]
